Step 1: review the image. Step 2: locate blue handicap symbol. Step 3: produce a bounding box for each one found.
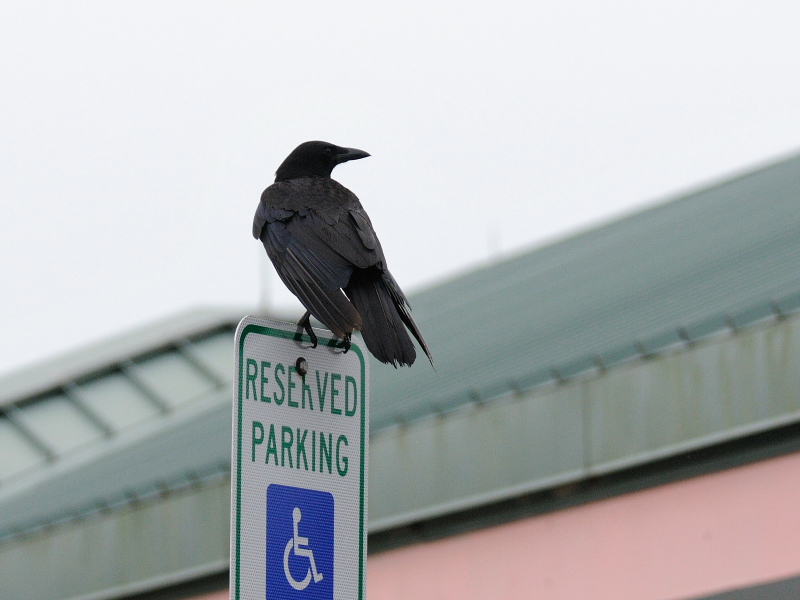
[267,484,334,600]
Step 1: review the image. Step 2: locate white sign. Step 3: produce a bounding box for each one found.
[231,316,369,600]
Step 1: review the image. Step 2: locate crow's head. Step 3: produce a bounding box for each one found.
[274,141,370,182]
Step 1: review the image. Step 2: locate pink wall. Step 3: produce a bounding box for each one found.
[197,451,800,600]
[367,451,800,600]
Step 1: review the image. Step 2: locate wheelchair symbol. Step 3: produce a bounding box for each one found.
[283,507,324,591]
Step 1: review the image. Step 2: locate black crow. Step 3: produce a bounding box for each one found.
[253,141,433,368]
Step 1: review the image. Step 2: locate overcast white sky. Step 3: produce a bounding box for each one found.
[1,2,799,376]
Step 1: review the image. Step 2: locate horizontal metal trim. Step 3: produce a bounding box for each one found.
[588,411,800,478]
[369,410,800,534]
[369,421,800,554]
[369,468,587,534]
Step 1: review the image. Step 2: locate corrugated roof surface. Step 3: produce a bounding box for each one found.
[1,151,800,545]
[369,152,800,428]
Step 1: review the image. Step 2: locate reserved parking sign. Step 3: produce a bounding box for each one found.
[231,317,369,600]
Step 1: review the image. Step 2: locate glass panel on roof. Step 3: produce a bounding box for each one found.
[14,394,103,456]
[0,415,47,481]
[133,351,215,408]
[187,331,234,382]
[77,372,161,431]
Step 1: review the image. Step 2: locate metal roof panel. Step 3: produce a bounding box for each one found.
[368,152,800,428]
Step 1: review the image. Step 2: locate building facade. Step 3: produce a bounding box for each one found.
[1,153,800,599]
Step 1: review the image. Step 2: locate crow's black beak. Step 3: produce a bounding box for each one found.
[334,147,371,165]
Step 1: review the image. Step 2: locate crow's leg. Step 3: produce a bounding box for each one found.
[297,311,318,348]
[341,332,351,354]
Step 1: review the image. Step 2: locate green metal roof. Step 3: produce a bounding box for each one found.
[370,152,800,429]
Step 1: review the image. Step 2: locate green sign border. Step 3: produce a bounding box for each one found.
[233,322,367,600]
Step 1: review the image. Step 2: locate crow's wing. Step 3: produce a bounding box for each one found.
[254,179,386,337]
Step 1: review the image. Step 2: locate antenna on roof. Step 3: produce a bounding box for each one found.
[487,225,502,262]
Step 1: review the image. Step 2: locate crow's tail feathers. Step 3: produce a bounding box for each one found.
[345,268,434,368]
[383,272,435,369]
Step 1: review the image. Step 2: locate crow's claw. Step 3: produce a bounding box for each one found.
[297,311,318,348]
[343,332,351,353]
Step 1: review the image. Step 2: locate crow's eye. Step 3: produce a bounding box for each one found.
[324,147,333,156]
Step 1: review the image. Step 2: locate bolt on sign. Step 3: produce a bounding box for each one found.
[231,316,369,600]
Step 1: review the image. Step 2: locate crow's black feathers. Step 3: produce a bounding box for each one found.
[254,141,432,367]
